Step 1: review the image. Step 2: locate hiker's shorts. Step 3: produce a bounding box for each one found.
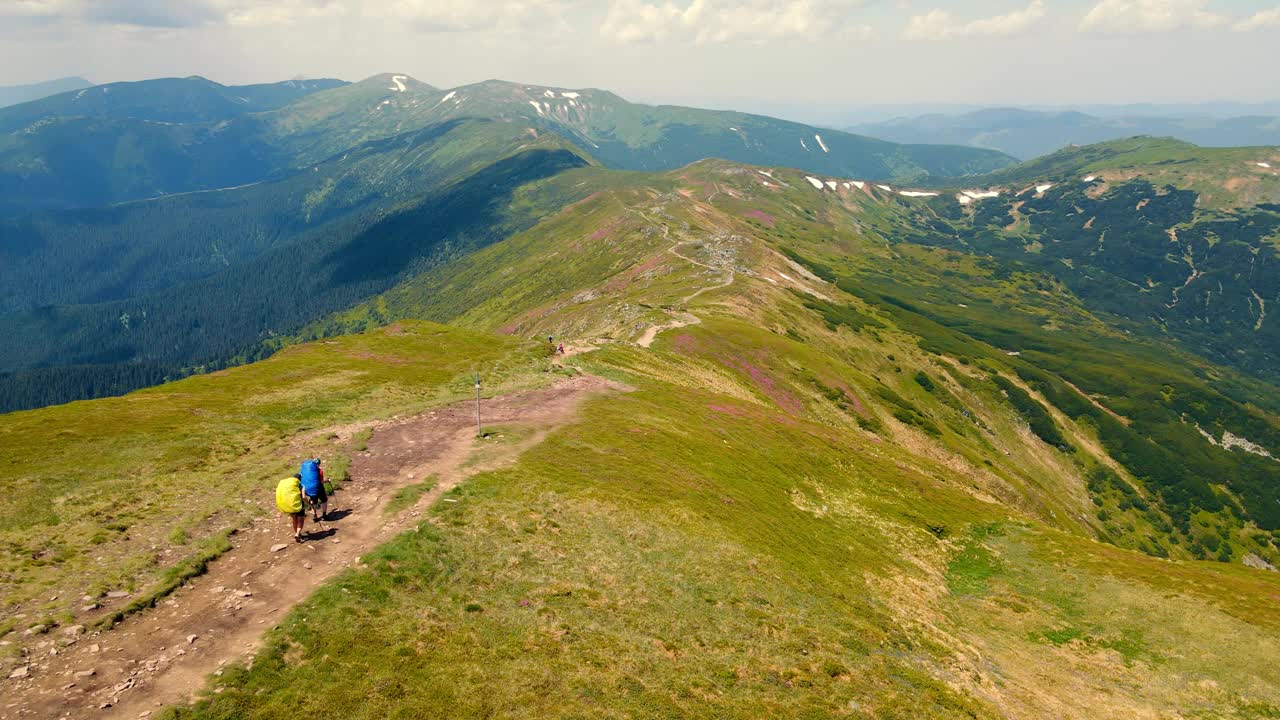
[305,486,328,504]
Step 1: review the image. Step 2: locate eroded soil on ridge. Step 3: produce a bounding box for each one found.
[7,374,618,720]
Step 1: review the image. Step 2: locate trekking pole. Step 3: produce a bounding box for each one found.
[475,372,482,438]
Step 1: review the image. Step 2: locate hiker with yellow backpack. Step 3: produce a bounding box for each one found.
[276,473,306,542]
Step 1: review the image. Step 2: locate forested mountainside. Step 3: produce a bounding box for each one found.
[0,74,1014,411]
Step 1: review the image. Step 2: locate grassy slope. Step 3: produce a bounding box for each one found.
[0,321,547,632]
[5,148,1280,718]
[954,136,1280,209]
[169,334,1280,719]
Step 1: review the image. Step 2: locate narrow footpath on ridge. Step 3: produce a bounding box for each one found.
[9,374,620,720]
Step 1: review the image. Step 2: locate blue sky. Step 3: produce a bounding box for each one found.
[1,0,1277,115]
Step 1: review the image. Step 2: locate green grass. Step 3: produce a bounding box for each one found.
[165,338,1280,719]
[385,476,438,515]
[0,321,547,628]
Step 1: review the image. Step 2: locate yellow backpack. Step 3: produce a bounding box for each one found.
[275,476,303,514]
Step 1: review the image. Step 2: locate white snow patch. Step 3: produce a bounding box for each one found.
[377,99,391,109]
[762,181,772,187]
[800,138,809,150]
[825,180,838,190]
[1036,183,1054,194]
[389,75,408,93]
[757,170,773,178]
[440,91,456,103]
[814,134,830,153]
[778,272,796,283]
[528,101,545,116]
[1006,351,1022,357]
[765,277,779,284]
[544,90,556,98]
[805,176,825,190]
[876,184,892,192]
[899,191,939,198]
[963,190,1000,199]
[851,181,865,190]
[1199,426,1277,460]
[729,127,738,132]
[1083,175,1097,182]
[958,195,973,205]
[1258,162,1273,169]
[561,92,580,99]
[568,99,577,107]
[74,89,88,100]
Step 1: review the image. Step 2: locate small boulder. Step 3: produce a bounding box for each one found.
[88,644,101,653]
[8,665,30,679]
[22,624,47,637]
[186,635,198,645]
[62,625,86,636]
[73,669,96,678]
[105,591,129,599]
[81,604,99,612]
[270,544,288,553]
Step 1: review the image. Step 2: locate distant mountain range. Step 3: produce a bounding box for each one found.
[850,108,1280,159]
[0,77,93,108]
[0,74,1013,213]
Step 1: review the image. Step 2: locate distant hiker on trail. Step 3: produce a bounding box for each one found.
[548,335,555,345]
[276,474,306,542]
[300,458,328,522]
[557,342,565,355]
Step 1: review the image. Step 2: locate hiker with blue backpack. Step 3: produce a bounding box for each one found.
[300,458,329,522]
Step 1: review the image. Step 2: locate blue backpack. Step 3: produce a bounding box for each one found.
[300,460,322,495]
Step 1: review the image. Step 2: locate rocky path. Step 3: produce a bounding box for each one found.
[5,375,618,720]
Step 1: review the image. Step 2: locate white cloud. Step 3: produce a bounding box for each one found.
[0,0,348,27]
[599,0,868,45]
[0,0,68,17]
[1233,7,1280,31]
[373,0,577,33]
[221,1,346,27]
[905,0,1046,40]
[1080,0,1228,33]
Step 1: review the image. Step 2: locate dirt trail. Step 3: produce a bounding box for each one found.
[7,375,617,720]
[624,207,734,349]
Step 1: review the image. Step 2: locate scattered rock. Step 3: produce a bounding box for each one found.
[62,625,86,636]
[106,591,129,599]
[81,604,99,612]
[302,562,313,570]
[331,538,341,544]
[186,635,198,645]
[240,570,253,578]
[234,591,252,598]
[89,644,101,653]
[8,666,30,679]
[73,669,96,678]
[270,544,288,553]
[22,625,47,637]
[100,702,113,709]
